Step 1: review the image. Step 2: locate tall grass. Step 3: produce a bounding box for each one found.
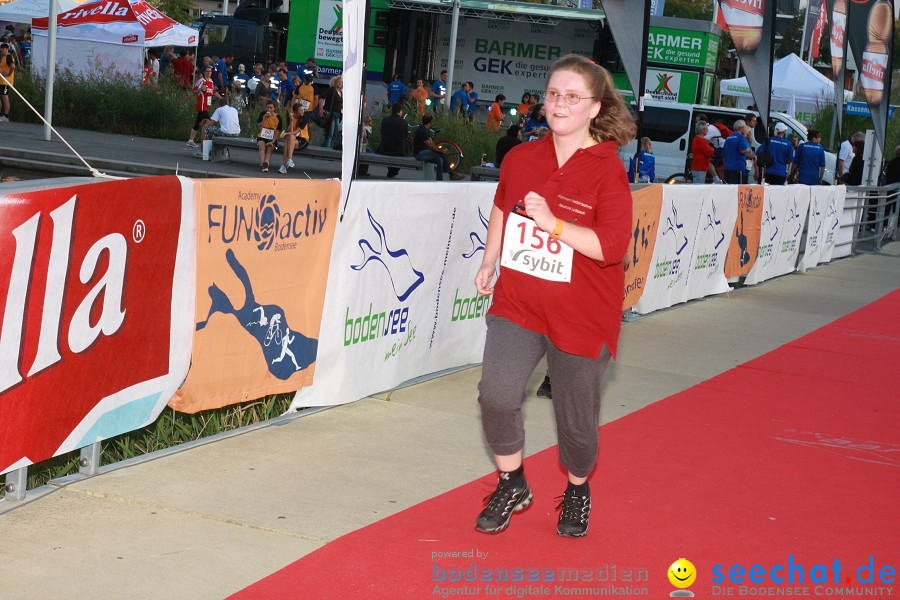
[809,79,900,155]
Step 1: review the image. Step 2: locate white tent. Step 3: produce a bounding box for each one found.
[31,0,197,80]
[0,0,88,24]
[719,53,852,124]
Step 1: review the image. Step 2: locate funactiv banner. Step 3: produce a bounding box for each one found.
[623,185,663,311]
[800,186,847,270]
[744,186,811,285]
[632,185,737,315]
[0,176,195,476]
[291,181,494,409]
[724,185,764,278]
[171,179,339,413]
[847,0,894,153]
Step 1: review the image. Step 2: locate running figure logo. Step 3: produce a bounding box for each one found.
[662,203,689,256]
[654,73,675,95]
[462,206,490,259]
[197,249,318,380]
[352,209,425,302]
[704,199,726,249]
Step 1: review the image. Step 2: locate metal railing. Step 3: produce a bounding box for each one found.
[841,183,899,254]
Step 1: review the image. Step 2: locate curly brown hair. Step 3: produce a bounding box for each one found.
[548,55,636,147]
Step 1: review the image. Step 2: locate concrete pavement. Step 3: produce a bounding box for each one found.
[1,238,897,599]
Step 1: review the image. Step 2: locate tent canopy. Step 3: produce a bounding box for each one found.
[720,53,852,106]
[0,0,88,24]
[33,0,198,47]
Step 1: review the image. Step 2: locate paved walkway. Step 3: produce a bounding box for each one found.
[0,120,427,181]
[1,234,897,599]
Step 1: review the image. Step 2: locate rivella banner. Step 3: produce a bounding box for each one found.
[171,179,339,413]
[801,186,847,270]
[291,182,495,409]
[0,177,195,476]
[847,0,894,153]
[632,185,736,315]
[744,186,811,285]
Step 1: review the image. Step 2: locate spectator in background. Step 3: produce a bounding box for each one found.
[628,137,655,183]
[318,75,343,149]
[233,64,250,99]
[0,42,16,122]
[20,33,31,62]
[257,100,282,172]
[466,82,478,122]
[837,131,865,178]
[172,49,194,88]
[387,73,407,105]
[755,122,793,185]
[487,94,506,132]
[160,46,176,75]
[522,103,547,140]
[277,68,294,107]
[202,96,241,144]
[494,124,521,167]
[215,53,233,95]
[413,113,464,180]
[691,121,719,184]
[884,145,900,185]
[515,93,533,123]
[187,65,218,148]
[431,70,447,106]
[790,129,826,186]
[842,137,865,186]
[147,48,160,84]
[280,100,310,174]
[376,102,409,178]
[450,81,470,116]
[722,119,754,184]
[411,78,428,115]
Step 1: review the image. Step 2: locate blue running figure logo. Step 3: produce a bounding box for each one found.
[351,209,425,302]
[462,206,490,259]
[788,199,804,237]
[662,203,689,255]
[763,207,780,242]
[735,211,751,266]
[197,248,318,380]
[703,199,725,249]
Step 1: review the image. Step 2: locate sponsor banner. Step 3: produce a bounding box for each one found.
[830,0,850,134]
[171,179,339,413]
[801,186,847,270]
[315,0,343,63]
[291,182,494,409]
[647,26,720,70]
[847,0,894,153]
[632,185,736,315]
[0,177,195,476]
[434,17,596,102]
[644,68,700,103]
[724,185,764,278]
[744,186,810,285]
[803,0,826,56]
[844,101,897,118]
[717,0,777,130]
[602,0,650,105]
[623,186,663,311]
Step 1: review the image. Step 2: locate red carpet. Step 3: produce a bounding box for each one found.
[232,291,900,599]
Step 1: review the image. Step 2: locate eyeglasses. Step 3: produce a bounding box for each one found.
[544,90,597,105]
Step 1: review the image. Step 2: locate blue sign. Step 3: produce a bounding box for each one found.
[844,101,896,119]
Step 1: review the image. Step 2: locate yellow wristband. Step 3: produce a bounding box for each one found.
[550,218,564,240]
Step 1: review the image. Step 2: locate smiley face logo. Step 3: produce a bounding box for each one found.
[668,558,697,588]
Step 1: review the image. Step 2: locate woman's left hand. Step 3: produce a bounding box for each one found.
[523,191,555,233]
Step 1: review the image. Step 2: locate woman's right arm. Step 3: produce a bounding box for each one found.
[475,205,504,296]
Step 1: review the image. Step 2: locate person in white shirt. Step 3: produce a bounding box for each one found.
[837,132,864,178]
[202,97,241,141]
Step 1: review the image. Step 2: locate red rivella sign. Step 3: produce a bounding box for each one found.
[0,177,195,475]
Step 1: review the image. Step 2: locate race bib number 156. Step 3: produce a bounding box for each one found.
[501,211,573,282]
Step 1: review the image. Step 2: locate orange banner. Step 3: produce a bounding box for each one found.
[623,185,663,311]
[724,185,764,278]
[171,179,340,413]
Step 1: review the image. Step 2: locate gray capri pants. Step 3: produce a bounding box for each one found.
[478,315,611,478]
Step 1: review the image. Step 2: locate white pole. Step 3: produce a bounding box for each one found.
[43,0,58,141]
[444,0,459,109]
[799,6,809,62]
[223,0,229,15]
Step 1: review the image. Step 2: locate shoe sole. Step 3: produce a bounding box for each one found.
[474,489,533,534]
[557,524,589,538]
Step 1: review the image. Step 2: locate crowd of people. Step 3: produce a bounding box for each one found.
[0,25,29,123]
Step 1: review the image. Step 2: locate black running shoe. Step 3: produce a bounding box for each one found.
[536,376,552,399]
[475,475,533,534]
[556,488,591,538]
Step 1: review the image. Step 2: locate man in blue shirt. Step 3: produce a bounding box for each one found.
[387,73,407,105]
[466,81,478,122]
[449,82,470,116]
[215,53,233,95]
[431,70,447,106]
[756,122,794,185]
[791,129,826,185]
[722,119,755,184]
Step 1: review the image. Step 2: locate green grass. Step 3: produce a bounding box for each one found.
[1,393,297,497]
[809,80,900,155]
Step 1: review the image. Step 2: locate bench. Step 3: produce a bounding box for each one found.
[210,137,434,179]
[470,165,500,181]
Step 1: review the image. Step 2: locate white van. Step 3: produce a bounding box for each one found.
[619,101,837,184]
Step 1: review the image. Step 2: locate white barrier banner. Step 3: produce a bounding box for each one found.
[291,182,496,408]
[634,185,736,314]
[745,186,810,285]
[801,186,847,269]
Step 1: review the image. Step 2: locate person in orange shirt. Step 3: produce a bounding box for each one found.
[411,79,428,116]
[486,94,506,131]
[515,92,533,124]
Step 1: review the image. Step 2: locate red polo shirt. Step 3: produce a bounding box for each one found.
[489,135,632,359]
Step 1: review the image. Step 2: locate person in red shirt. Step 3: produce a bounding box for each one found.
[473,54,635,539]
[486,93,506,132]
[690,121,720,184]
[187,66,218,148]
[172,49,194,89]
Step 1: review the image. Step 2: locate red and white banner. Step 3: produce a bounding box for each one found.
[0,177,195,476]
